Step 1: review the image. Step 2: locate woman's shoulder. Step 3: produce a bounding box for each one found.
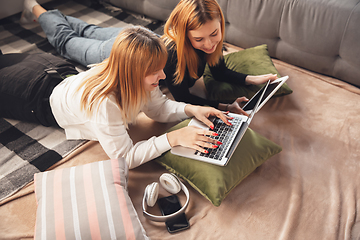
[92,94,123,124]
[164,42,177,70]
[166,42,176,56]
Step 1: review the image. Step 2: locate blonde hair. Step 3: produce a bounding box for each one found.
[77,26,168,128]
[163,0,225,84]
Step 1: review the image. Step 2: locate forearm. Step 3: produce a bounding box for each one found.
[124,135,171,169]
[184,104,198,118]
[167,82,219,107]
[99,131,171,169]
[210,58,248,85]
[217,103,230,111]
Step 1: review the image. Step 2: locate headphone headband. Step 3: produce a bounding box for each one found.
[142,173,190,222]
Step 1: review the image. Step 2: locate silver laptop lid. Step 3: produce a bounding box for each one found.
[223,80,270,162]
[246,80,270,124]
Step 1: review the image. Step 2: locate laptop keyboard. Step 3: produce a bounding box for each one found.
[195,116,243,160]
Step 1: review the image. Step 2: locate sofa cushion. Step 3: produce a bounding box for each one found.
[156,119,282,207]
[203,44,292,103]
[107,0,179,21]
[223,0,360,87]
[34,158,148,240]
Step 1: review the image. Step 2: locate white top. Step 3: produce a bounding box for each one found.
[49,70,188,169]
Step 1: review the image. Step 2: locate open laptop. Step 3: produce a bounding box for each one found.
[171,80,270,166]
[242,75,289,114]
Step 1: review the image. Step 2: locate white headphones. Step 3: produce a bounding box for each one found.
[142,173,190,222]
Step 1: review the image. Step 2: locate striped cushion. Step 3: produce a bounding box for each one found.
[34,158,148,240]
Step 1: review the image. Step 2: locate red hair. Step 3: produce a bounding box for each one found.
[163,0,225,84]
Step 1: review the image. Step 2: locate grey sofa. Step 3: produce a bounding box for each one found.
[105,0,360,88]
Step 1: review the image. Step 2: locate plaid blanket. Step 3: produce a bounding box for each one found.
[0,0,165,202]
[0,118,85,201]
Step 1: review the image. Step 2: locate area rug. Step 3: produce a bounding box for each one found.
[0,0,164,58]
[0,0,165,202]
[0,118,86,202]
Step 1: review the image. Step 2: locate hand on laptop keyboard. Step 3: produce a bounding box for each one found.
[195,117,243,160]
[168,105,234,154]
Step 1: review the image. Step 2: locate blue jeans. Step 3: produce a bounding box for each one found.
[38,10,122,66]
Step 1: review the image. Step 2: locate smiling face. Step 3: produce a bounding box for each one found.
[143,69,166,92]
[187,19,222,54]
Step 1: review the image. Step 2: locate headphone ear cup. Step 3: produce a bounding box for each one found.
[159,173,181,195]
[145,182,159,207]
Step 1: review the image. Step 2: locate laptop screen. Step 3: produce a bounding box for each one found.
[226,80,270,158]
[243,81,281,111]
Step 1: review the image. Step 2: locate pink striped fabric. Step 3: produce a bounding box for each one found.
[34,158,148,240]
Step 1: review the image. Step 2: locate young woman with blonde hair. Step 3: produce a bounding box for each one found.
[22,0,277,115]
[0,26,230,169]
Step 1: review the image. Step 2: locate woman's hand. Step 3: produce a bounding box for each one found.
[225,97,249,116]
[167,105,234,153]
[184,105,231,130]
[245,73,278,85]
[167,126,222,154]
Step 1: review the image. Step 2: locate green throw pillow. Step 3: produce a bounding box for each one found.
[203,44,293,103]
[155,119,282,207]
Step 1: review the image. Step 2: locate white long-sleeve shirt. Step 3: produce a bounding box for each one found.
[50,70,188,169]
